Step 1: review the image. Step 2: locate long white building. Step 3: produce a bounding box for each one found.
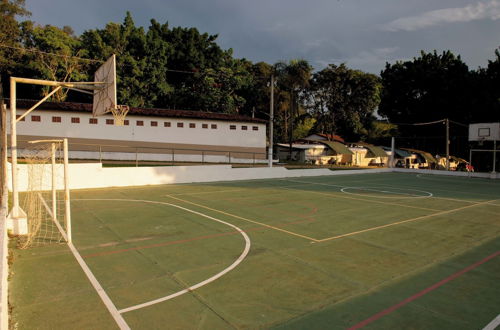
[8,100,268,163]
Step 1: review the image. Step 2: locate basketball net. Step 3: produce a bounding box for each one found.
[110,105,129,126]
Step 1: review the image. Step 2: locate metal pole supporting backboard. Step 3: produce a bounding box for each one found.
[445,118,450,170]
[494,140,497,173]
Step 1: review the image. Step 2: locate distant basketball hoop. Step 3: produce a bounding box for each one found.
[468,123,499,173]
[110,105,129,126]
[92,54,129,125]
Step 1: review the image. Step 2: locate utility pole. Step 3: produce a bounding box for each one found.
[445,118,450,170]
[268,74,274,168]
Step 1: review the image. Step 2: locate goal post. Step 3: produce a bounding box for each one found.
[7,54,119,240]
[17,139,71,248]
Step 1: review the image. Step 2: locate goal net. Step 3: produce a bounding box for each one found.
[19,139,71,249]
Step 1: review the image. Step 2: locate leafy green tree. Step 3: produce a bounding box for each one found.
[0,0,30,87]
[309,64,381,141]
[379,50,470,124]
[292,116,316,140]
[143,19,174,107]
[237,61,273,118]
[274,59,313,146]
[379,50,477,156]
[484,49,500,121]
[81,12,149,107]
[365,121,398,144]
[192,63,251,113]
[22,23,86,101]
[161,26,235,111]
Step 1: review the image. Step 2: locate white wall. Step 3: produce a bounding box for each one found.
[10,110,266,149]
[8,162,391,191]
[7,161,498,192]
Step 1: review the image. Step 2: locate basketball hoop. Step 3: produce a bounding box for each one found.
[110,105,129,126]
[91,55,129,126]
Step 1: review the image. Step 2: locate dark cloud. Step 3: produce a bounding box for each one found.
[25,0,500,73]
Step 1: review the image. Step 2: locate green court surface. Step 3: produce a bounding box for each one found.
[9,172,500,329]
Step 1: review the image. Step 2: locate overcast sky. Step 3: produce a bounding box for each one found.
[25,0,500,74]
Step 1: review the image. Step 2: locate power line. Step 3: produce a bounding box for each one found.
[392,118,468,127]
[1,44,274,79]
[393,119,444,126]
[449,119,468,127]
[0,44,104,64]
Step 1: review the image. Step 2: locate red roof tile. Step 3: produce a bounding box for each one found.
[12,99,267,124]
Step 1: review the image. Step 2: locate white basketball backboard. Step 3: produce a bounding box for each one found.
[468,123,500,141]
[92,54,117,117]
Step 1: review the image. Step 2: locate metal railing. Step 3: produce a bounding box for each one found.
[18,139,268,167]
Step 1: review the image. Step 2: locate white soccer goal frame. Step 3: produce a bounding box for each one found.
[25,139,72,243]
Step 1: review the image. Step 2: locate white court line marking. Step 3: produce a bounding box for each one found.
[39,195,130,329]
[284,179,432,199]
[340,186,433,199]
[169,189,246,196]
[47,199,130,329]
[281,179,440,212]
[68,241,130,329]
[165,183,308,198]
[165,194,318,242]
[483,314,500,330]
[74,198,251,314]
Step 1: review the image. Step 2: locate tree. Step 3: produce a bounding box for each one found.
[292,115,316,141]
[484,49,500,121]
[22,23,86,101]
[142,19,174,107]
[81,12,149,107]
[309,64,381,141]
[365,121,398,145]
[0,0,30,87]
[379,50,475,156]
[379,50,471,124]
[274,59,313,149]
[161,26,237,111]
[237,61,273,119]
[192,62,251,113]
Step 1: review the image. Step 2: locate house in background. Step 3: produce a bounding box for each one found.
[277,134,388,167]
[382,147,413,168]
[275,143,327,163]
[347,142,389,167]
[302,133,345,143]
[400,148,438,169]
[276,137,353,164]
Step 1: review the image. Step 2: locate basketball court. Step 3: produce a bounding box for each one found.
[7,172,500,329]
